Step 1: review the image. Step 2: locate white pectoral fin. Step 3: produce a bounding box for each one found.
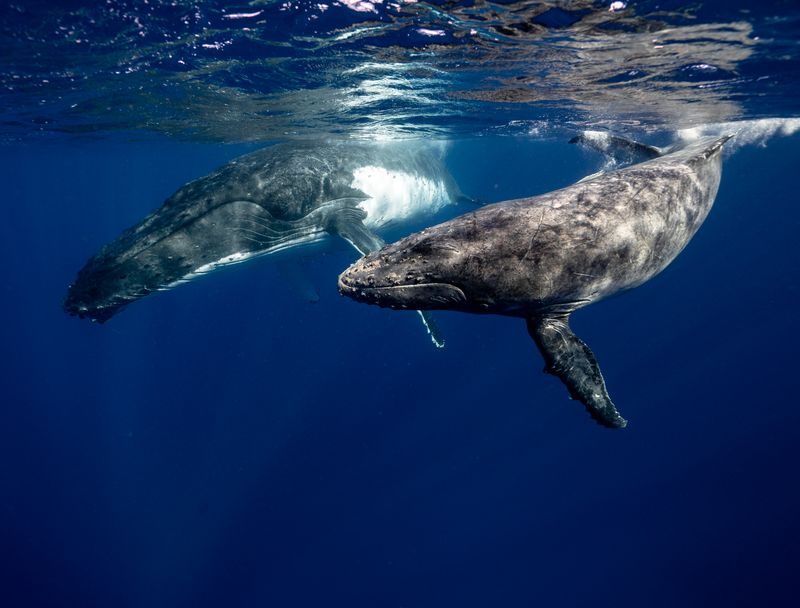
[417,310,445,349]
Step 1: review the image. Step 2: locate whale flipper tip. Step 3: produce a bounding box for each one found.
[527,315,627,429]
[570,131,662,167]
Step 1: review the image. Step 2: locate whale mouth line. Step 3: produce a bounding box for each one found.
[338,276,467,308]
[63,300,119,323]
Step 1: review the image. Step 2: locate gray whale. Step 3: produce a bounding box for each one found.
[339,135,732,427]
[64,140,468,346]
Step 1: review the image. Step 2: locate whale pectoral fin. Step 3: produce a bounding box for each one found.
[327,204,446,349]
[326,204,386,255]
[416,310,445,349]
[527,316,627,429]
[570,132,662,167]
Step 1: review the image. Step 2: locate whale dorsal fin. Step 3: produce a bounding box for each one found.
[570,132,662,167]
[325,198,446,349]
[527,315,627,428]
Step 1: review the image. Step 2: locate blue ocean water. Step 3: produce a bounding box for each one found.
[2,2,800,607]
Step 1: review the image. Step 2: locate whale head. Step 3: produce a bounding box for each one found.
[63,197,330,322]
[63,243,256,323]
[64,260,149,323]
[62,216,253,323]
[338,228,475,312]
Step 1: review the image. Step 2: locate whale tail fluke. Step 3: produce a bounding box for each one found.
[527,315,627,429]
[570,131,663,168]
[701,134,734,159]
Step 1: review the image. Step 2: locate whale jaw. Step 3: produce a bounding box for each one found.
[338,273,467,311]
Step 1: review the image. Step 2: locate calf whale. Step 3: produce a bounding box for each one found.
[64,140,470,347]
[339,134,732,427]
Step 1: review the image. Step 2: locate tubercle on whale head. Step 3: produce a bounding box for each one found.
[62,200,275,323]
[62,229,206,323]
[63,269,145,323]
[338,238,468,311]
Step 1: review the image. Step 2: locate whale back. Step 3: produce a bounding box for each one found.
[345,135,728,317]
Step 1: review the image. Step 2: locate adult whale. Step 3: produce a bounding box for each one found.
[339,135,732,427]
[64,140,470,346]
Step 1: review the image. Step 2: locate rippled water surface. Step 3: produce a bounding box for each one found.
[3,0,799,141]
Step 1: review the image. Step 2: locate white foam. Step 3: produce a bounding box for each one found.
[338,0,380,14]
[223,11,263,19]
[677,118,800,151]
[351,166,453,229]
[417,28,446,37]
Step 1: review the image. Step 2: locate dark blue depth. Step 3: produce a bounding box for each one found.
[0,133,798,607]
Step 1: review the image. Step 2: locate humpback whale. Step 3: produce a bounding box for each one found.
[64,140,469,346]
[339,135,732,427]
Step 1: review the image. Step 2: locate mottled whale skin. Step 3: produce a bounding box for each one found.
[64,140,466,343]
[339,135,731,427]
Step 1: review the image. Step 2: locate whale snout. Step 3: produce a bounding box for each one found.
[63,285,125,323]
[338,255,466,310]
